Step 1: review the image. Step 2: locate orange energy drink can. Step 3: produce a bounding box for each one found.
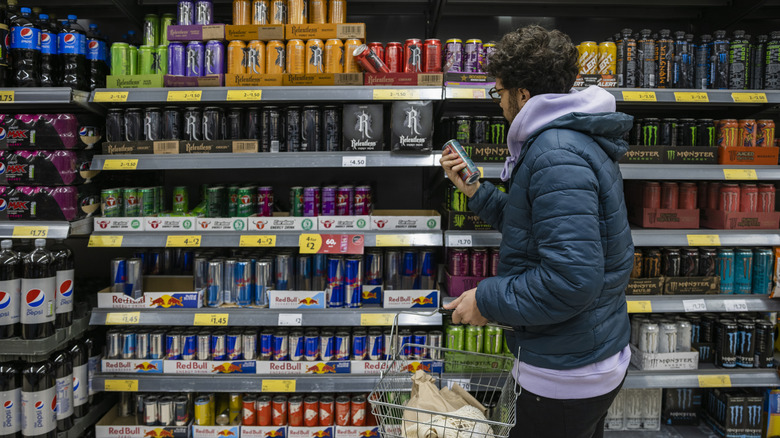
[267,40,286,73]
[305,39,325,74]
[757,119,776,147]
[247,40,266,74]
[309,0,326,23]
[228,40,247,74]
[325,39,344,73]
[252,0,270,24]
[270,0,287,24]
[738,119,757,147]
[329,0,346,23]
[287,0,306,24]
[233,0,251,25]
[718,119,739,147]
[344,39,362,73]
[286,39,306,74]
[597,41,617,75]
[578,41,598,74]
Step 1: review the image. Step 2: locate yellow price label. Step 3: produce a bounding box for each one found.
[227,89,262,101]
[674,92,709,103]
[626,300,652,313]
[193,313,229,326]
[166,235,202,247]
[375,235,412,247]
[449,88,486,99]
[360,313,395,326]
[103,159,138,170]
[723,169,758,180]
[373,89,421,100]
[93,91,128,103]
[88,235,124,247]
[12,226,48,238]
[478,167,484,178]
[622,91,657,102]
[239,235,277,247]
[104,379,138,392]
[732,92,767,103]
[698,375,732,388]
[167,90,202,102]
[262,380,296,392]
[687,234,721,246]
[0,91,15,102]
[299,234,323,254]
[105,312,141,325]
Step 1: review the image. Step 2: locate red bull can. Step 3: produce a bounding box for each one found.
[419,250,436,289]
[150,330,165,359]
[351,329,368,360]
[243,329,257,360]
[327,257,345,308]
[274,330,289,360]
[174,395,189,426]
[334,330,350,361]
[398,328,413,359]
[401,250,418,289]
[197,333,211,360]
[211,331,226,361]
[206,260,223,307]
[182,332,197,360]
[260,330,274,360]
[428,330,443,360]
[345,257,363,308]
[226,332,243,360]
[364,251,383,286]
[382,329,395,359]
[136,331,150,359]
[235,259,252,306]
[289,330,305,361]
[304,330,320,361]
[443,139,481,184]
[367,329,383,360]
[320,330,335,361]
[121,331,137,359]
[111,258,126,293]
[412,331,427,360]
[166,333,182,360]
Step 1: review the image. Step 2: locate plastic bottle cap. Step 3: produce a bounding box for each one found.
[34,239,46,247]
[1,240,12,249]
[68,14,77,20]
[20,7,30,13]
[89,24,97,29]
[39,14,48,19]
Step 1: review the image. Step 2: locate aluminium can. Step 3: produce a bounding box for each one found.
[735,248,753,294]
[186,41,204,77]
[736,319,755,367]
[136,331,150,359]
[638,322,659,353]
[211,331,226,361]
[755,319,774,368]
[752,248,773,294]
[716,319,738,368]
[243,329,257,360]
[658,322,677,353]
[197,333,211,360]
[443,139,480,184]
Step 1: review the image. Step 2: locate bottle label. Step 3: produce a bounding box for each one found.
[0,388,21,434]
[41,30,57,55]
[55,374,73,419]
[21,387,56,435]
[10,26,41,51]
[55,269,74,315]
[87,39,100,60]
[88,355,99,396]
[58,31,80,55]
[79,34,86,56]
[0,278,20,326]
[72,364,88,407]
[20,277,55,324]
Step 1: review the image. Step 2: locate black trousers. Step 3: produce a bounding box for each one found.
[509,375,626,438]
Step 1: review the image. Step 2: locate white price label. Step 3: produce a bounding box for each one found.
[342,156,367,167]
[278,313,303,326]
[683,299,707,312]
[724,299,749,313]
[447,378,471,391]
[447,235,473,247]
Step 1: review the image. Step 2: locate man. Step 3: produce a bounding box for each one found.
[441,25,634,438]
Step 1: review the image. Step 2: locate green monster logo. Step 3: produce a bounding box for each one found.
[667,150,677,161]
[643,125,658,146]
[490,122,507,144]
[705,127,716,147]
[454,214,466,228]
[463,145,473,156]
[689,126,698,146]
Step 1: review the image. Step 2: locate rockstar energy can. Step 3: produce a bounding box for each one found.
[578,41,598,74]
[228,40,247,74]
[247,40,266,74]
[309,0,326,23]
[266,40,286,74]
[344,39,362,73]
[597,41,616,75]
[305,39,325,74]
[325,39,344,73]
[286,39,306,74]
[287,0,306,25]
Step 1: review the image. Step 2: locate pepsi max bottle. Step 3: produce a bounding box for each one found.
[36,14,57,87]
[0,362,21,438]
[0,240,20,340]
[50,240,72,330]
[67,342,87,418]
[50,351,71,432]
[86,24,107,90]
[58,15,86,91]
[9,7,41,87]
[20,240,54,340]
[20,360,55,438]
[83,335,99,405]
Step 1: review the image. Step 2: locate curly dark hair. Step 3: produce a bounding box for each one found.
[485,25,579,96]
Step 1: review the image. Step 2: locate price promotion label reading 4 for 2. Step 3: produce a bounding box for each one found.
[299,234,364,254]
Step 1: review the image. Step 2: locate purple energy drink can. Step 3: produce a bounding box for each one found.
[303,187,320,217]
[226,332,242,360]
[321,186,336,216]
[464,39,483,73]
[204,40,224,75]
[448,249,470,276]
[490,248,500,277]
[320,330,334,361]
[186,41,204,77]
[211,331,226,360]
[168,42,186,76]
[166,333,182,360]
[352,329,368,360]
[345,257,362,308]
[445,39,463,72]
[304,331,320,361]
[182,333,197,360]
[195,0,213,25]
[354,186,372,215]
[334,331,350,361]
[471,249,489,277]
[368,329,383,361]
[274,330,289,361]
[289,330,305,361]
[178,0,195,25]
[260,330,274,360]
[257,186,273,217]
[327,257,344,308]
[401,250,418,289]
[336,186,354,216]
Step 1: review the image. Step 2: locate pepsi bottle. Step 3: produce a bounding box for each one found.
[9,7,40,87]
[58,15,86,91]
[86,24,107,90]
[50,352,71,432]
[36,14,57,87]
[49,240,72,330]
[82,335,99,405]
[20,361,55,438]
[20,240,54,340]
[0,362,21,438]
[67,342,87,418]
[0,240,20,340]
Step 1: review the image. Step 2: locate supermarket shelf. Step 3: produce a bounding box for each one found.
[620,164,780,180]
[0,218,93,239]
[624,365,780,389]
[58,397,115,438]
[0,315,90,360]
[92,152,438,170]
[444,230,502,247]
[90,86,444,104]
[631,229,780,247]
[90,308,443,327]
[88,231,443,248]
[604,423,718,438]
[626,295,780,313]
[0,88,102,114]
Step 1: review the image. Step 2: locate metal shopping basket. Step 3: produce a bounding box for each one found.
[368,310,519,438]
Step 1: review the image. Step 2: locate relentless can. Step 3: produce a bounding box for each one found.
[309,0,326,23]
[302,106,322,152]
[306,39,325,74]
[423,38,442,73]
[195,0,213,24]
[253,0,270,24]
[270,0,287,24]
[186,41,204,77]
[168,42,186,76]
[111,42,131,76]
[325,39,344,73]
[262,106,283,152]
[227,40,247,74]
[344,39,361,73]
[353,44,389,73]
[266,40,286,74]
[286,39,305,74]
[204,40,224,75]
[322,106,341,151]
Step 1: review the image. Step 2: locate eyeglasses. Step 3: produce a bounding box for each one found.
[488,87,505,103]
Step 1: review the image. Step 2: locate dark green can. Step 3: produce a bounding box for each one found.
[139,188,156,216]
[465,325,484,353]
[101,189,123,217]
[228,186,239,217]
[173,186,188,213]
[155,186,164,213]
[206,186,226,218]
[446,324,465,350]
[484,326,503,355]
[237,187,255,217]
[449,187,468,212]
[122,188,140,217]
[290,186,304,217]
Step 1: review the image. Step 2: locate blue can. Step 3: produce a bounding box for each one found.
[327,257,344,308]
[210,331,226,361]
[147,249,163,275]
[345,257,362,308]
[186,41,204,77]
[260,330,274,360]
[419,250,436,290]
[289,330,305,361]
[368,329,383,361]
[166,333,182,360]
[717,248,735,294]
[121,332,137,359]
[399,329,413,359]
[352,329,368,360]
[182,333,197,360]
[273,330,289,361]
[275,254,293,291]
[364,251,383,286]
[401,250,418,289]
[181,250,194,274]
[752,249,774,295]
[304,331,320,361]
[735,248,753,294]
[235,260,252,306]
[133,251,147,272]
[412,331,427,360]
[111,258,126,293]
[333,331,350,361]
[226,332,242,360]
[320,331,335,361]
[313,254,327,290]
[206,260,223,307]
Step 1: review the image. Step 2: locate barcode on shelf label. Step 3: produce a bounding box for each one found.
[419,74,441,85]
[447,235,473,247]
[342,156,366,167]
[724,299,749,312]
[338,25,363,37]
[154,141,179,154]
[683,299,707,312]
[278,313,303,326]
[233,141,258,153]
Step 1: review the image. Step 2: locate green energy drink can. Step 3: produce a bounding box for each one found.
[138,45,155,75]
[484,326,503,355]
[228,186,239,217]
[449,186,468,212]
[128,45,138,75]
[454,116,471,143]
[446,324,465,350]
[155,186,164,213]
[110,42,130,75]
[237,187,255,217]
[503,337,511,355]
[161,13,175,46]
[465,325,483,353]
[140,188,156,216]
[101,189,123,217]
[122,187,140,217]
[156,45,168,74]
[496,183,507,193]
[489,116,507,144]
[290,186,304,217]
[143,14,160,47]
[173,186,189,213]
[207,186,225,218]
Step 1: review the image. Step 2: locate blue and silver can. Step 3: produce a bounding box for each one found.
[121,331,137,359]
[352,329,368,360]
[197,333,211,361]
[401,250,418,289]
[296,255,312,291]
[260,330,274,360]
[223,259,237,304]
[364,251,383,286]
[345,257,362,308]
[166,333,182,360]
[334,330,350,361]
[398,328,413,360]
[382,329,394,360]
[243,329,257,360]
[235,259,252,306]
[107,330,121,359]
[182,332,197,360]
[150,330,165,359]
[127,258,144,299]
[412,331,427,360]
[368,329,383,361]
[254,260,272,306]
[717,248,735,294]
[442,139,480,185]
[226,331,242,360]
[136,331,150,360]
[385,250,401,290]
[304,331,320,361]
[147,249,163,275]
[273,330,289,361]
[312,254,327,291]
[751,248,773,294]
[111,258,126,294]
[320,330,335,361]
[275,254,294,290]
[206,260,223,307]
[289,330,305,361]
[327,257,344,307]
[210,331,226,361]
[419,250,436,290]
[735,248,753,294]
[193,256,209,291]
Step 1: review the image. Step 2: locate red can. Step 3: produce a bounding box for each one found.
[304,396,319,427]
[404,38,423,73]
[718,119,739,147]
[707,182,721,210]
[272,395,288,426]
[757,119,776,147]
[288,396,303,427]
[740,183,759,212]
[758,183,776,212]
[489,248,500,277]
[256,395,272,426]
[643,182,661,209]
[738,119,757,147]
[319,396,335,426]
[697,181,709,209]
[660,182,679,209]
[243,394,257,426]
[385,42,403,73]
[367,42,385,63]
[335,395,350,426]
[719,183,741,212]
[350,395,367,426]
[423,38,442,73]
[352,44,390,73]
[678,182,697,210]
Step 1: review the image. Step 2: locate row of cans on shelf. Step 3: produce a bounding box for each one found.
[448,183,507,213]
[444,324,508,356]
[447,247,500,278]
[106,326,444,362]
[442,39,495,74]
[444,115,509,145]
[576,40,617,75]
[110,42,169,76]
[629,118,776,148]
[100,186,164,218]
[231,0,348,25]
[631,181,777,213]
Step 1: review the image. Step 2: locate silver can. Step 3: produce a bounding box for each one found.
[675,319,692,352]
[630,316,649,346]
[136,331,150,360]
[127,258,144,299]
[197,333,211,361]
[158,396,174,426]
[144,395,159,426]
[427,330,443,360]
[254,259,273,306]
[223,258,237,304]
[243,329,258,360]
[638,322,659,354]
[658,322,678,354]
[150,330,165,359]
[106,330,121,359]
[193,256,209,290]
[275,253,294,290]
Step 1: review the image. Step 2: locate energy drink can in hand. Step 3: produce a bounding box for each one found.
[443,139,480,184]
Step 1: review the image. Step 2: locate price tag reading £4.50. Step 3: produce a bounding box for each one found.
[342,156,366,167]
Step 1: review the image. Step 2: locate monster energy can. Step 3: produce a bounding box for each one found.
[173,186,189,214]
[489,116,507,144]
[449,186,469,212]
[140,188,156,216]
[471,116,490,143]
[677,118,698,146]
[660,119,678,146]
[484,326,503,355]
[453,116,471,143]
[445,324,465,350]
[642,118,660,146]
[465,325,483,353]
[697,119,717,147]
[206,187,225,218]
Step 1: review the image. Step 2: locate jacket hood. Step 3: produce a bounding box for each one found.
[501,86,633,180]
